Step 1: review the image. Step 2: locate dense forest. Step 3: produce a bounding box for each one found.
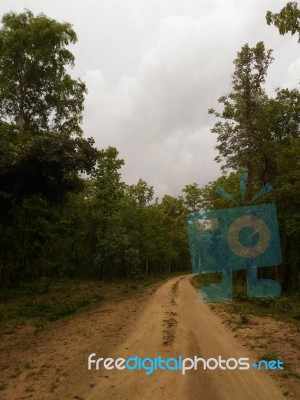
[0,3,299,292]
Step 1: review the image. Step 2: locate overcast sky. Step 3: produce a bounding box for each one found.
[1,1,299,197]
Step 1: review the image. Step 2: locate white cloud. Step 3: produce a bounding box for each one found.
[283,58,300,89]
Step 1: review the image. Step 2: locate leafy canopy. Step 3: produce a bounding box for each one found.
[0,9,86,135]
[266,2,300,42]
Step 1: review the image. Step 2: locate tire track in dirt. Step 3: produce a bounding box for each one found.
[0,276,288,399]
[162,280,179,346]
[82,275,285,400]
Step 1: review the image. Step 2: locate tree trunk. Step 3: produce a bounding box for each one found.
[18,71,26,134]
[0,226,11,288]
[289,234,300,292]
[246,159,253,203]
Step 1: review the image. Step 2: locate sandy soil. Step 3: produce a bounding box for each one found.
[0,275,292,399]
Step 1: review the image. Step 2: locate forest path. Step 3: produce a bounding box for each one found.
[83,275,284,400]
[0,275,285,399]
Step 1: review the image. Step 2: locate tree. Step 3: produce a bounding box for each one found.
[94,147,125,216]
[265,3,300,291]
[209,42,273,200]
[159,195,187,273]
[201,172,243,211]
[272,137,300,292]
[0,10,86,135]
[127,179,154,206]
[93,147,125,279]
[124,179,154,275]
[182,183,203,212]
[266,2,300,42]
[0,133,98,287]
[0,10,98,288]
[0,133,98,220]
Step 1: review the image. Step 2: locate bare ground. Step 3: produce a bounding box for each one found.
[0,275,298,400]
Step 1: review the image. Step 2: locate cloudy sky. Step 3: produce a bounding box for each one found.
[1,1,299,197]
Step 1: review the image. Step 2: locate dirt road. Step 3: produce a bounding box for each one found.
[1,275,286,399]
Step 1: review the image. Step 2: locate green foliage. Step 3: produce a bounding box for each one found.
[0,9,190,288]
[208,33,300,293]
[266,2,300,42]
[182,183,203,212]
[92,147,126,279]
[0,10,86,135]
[209,42,273,201]
[201,172,243,210]
[2,134,97,201]
[0,10,98,287]
[126,179,154,205]
[0,134,98,232]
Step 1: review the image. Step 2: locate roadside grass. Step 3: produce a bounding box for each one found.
[191,273,300,393]
[0,271,188,341]
[191,273,300,326]
[257,350,300,381]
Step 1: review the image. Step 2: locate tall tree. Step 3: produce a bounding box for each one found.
[209,42,273,200]
[265,2,300,290]
[0,10,98,288]
[273,138,300,291]
[93,147,125,279]
[0,10,86,135]
[159,195,187,273]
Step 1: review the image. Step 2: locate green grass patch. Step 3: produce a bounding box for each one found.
[0,279,108,336]
[18,298,91,322]
[256,350,300,379]
[191,273,300,325]
[0,271,188,340]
